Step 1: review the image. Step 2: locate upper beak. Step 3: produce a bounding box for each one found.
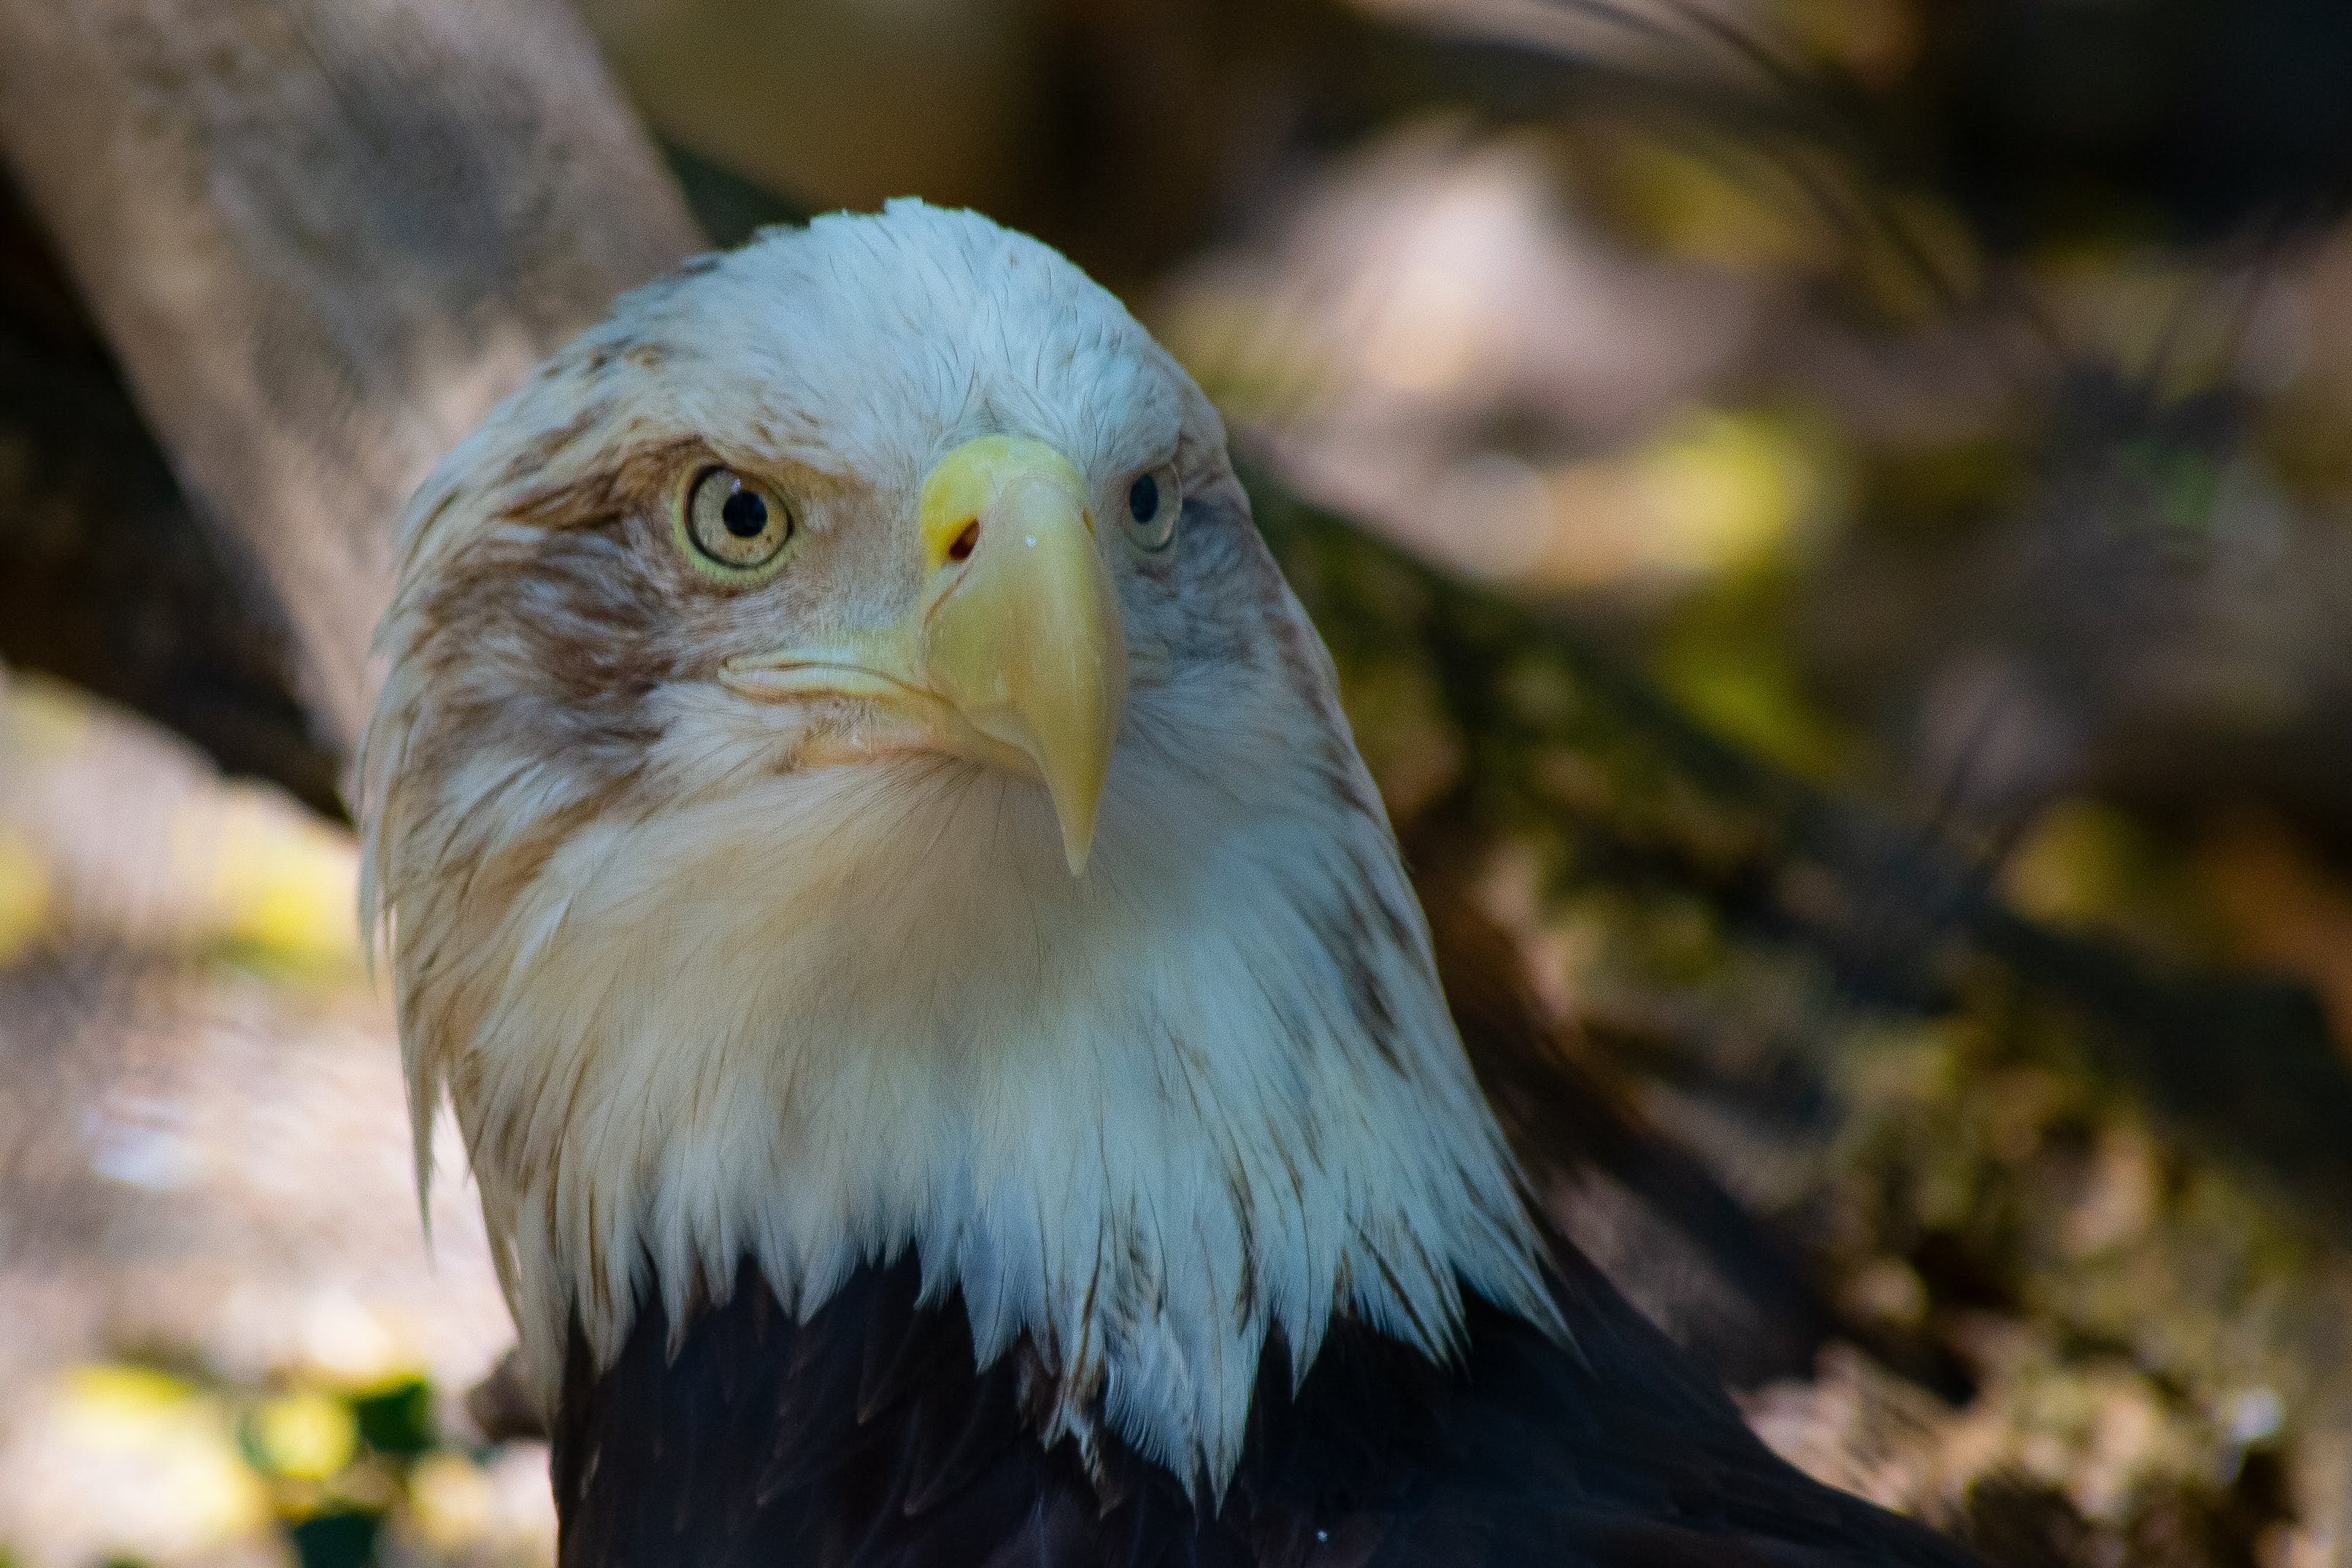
[720,434,1128,875]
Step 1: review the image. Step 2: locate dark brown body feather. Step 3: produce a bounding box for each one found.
[553,1241,1980,1567]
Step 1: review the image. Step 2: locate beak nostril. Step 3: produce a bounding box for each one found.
[947,520,979,563]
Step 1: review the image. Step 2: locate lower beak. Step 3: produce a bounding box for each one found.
[720,434,1129,875]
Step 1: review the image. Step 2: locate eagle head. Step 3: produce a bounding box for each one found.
[359,199,1551,1488]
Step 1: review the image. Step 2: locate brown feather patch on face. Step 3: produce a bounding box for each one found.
[396,424,831,829]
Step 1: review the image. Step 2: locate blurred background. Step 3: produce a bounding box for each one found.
[6,0,2352,1563]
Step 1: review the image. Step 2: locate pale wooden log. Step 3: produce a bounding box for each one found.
[0,0,702,757]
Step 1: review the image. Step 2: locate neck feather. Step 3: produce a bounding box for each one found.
[376,678,1556,1488]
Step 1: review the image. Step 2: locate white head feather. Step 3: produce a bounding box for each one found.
[360,199,1555,1488]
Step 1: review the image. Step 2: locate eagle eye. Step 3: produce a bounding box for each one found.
[1121,464,1180,553]
[680,465,795,577]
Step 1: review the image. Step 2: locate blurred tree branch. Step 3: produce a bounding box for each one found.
[0,0,699,756]
[0,180,343,814]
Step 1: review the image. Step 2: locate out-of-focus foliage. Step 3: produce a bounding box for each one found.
[0,676,538,1567]
[4,1359,549,1568]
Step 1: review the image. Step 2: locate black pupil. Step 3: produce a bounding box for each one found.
[1128,473,1159,524]
[720,486,769,539]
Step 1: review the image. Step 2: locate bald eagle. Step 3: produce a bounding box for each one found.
[360,201,1978,1566]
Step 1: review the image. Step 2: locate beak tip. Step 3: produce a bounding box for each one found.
[1057,812,1098,878]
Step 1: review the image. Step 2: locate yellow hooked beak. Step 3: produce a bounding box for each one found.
[720,434,1128,875]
